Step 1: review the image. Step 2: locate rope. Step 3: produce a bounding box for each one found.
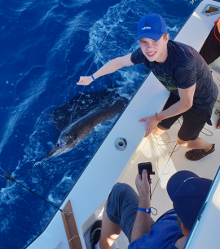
[68,235,79,242]
[148,113,214,197]
[151,143,178,197]
[148,133,180,154]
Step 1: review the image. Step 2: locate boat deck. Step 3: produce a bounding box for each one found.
[104,100,220,249]
[84,98,220,249]
[122,102,220,219]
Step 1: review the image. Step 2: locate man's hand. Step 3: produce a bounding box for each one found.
[77,76,93,86]
[135,170,151,201]
[139,115,158,137]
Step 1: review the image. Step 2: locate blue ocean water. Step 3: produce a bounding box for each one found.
[0,0,204,248]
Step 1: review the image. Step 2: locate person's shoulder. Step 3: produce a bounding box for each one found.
[175,41,200,58]
[168,40,196,54]
[168,41,198,67]
[131,47,146,64]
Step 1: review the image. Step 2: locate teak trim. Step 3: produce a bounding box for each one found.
[61,200,83,249]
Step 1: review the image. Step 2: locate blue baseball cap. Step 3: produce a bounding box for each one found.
[167,170,212,231]
[136,13,167,41]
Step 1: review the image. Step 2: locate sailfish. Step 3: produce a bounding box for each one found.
[46,89,128,158]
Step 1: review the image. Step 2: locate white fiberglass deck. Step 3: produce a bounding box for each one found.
[112,102,220,249]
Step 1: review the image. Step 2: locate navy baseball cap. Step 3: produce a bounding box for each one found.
[167,171,212,231]
[136,13,167,41]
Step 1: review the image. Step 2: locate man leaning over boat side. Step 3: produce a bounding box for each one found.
[89,170,212,249]
[77,13,218,161]
[200,16,220,129]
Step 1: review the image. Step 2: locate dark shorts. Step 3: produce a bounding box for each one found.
[157,93,213,141]
[106,183,155,242]
[200,24,220,65]
[106,183,138,242]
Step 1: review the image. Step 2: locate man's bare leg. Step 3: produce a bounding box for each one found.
[153,126,166,136]
[154,126,213,152]
[99,208,121,249]
[176,137,213,152]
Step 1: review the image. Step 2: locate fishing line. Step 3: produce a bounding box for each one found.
[21,158,47,179]
[143,134,178,215]
[3,1,130,183]
[151,143,178,197]
[201,127,213,136]
[148,132,180,154]
[0,167,7,181]
[0,166,6,174]
[149,114,214,197]
[149,135,179,177]
[72,0,129,114]
[148,132,180,179]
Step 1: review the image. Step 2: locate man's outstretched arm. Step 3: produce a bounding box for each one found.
[76,53,134,85]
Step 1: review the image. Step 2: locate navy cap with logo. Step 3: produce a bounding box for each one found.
[167,170,212,231]
[136,13,167,41]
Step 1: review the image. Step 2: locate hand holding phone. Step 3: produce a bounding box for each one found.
[138,162,155,199]
[138,162,155,183]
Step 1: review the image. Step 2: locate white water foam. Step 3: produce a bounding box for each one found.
[0,72,49,154]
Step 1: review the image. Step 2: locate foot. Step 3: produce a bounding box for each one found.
[185,144,215,161]
[90,220,102,249]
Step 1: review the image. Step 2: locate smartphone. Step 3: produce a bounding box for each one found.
[138,162,155,182]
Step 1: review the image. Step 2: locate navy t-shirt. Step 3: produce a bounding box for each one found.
[131,41,218,110]
[128,210,183,249]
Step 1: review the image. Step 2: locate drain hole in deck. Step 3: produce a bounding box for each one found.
[115,137,127,151]
[118,140,124,147]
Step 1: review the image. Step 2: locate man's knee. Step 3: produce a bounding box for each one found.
[107,183,131,210]
[111,183,130,196]
[176,137,188,146]
[106,183,137,225]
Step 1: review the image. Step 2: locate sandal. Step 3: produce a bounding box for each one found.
[185,144,215,161]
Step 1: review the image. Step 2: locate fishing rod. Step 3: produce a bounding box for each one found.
[2,172,71,217]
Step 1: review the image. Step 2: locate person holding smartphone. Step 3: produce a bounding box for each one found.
[89,169,212,249]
